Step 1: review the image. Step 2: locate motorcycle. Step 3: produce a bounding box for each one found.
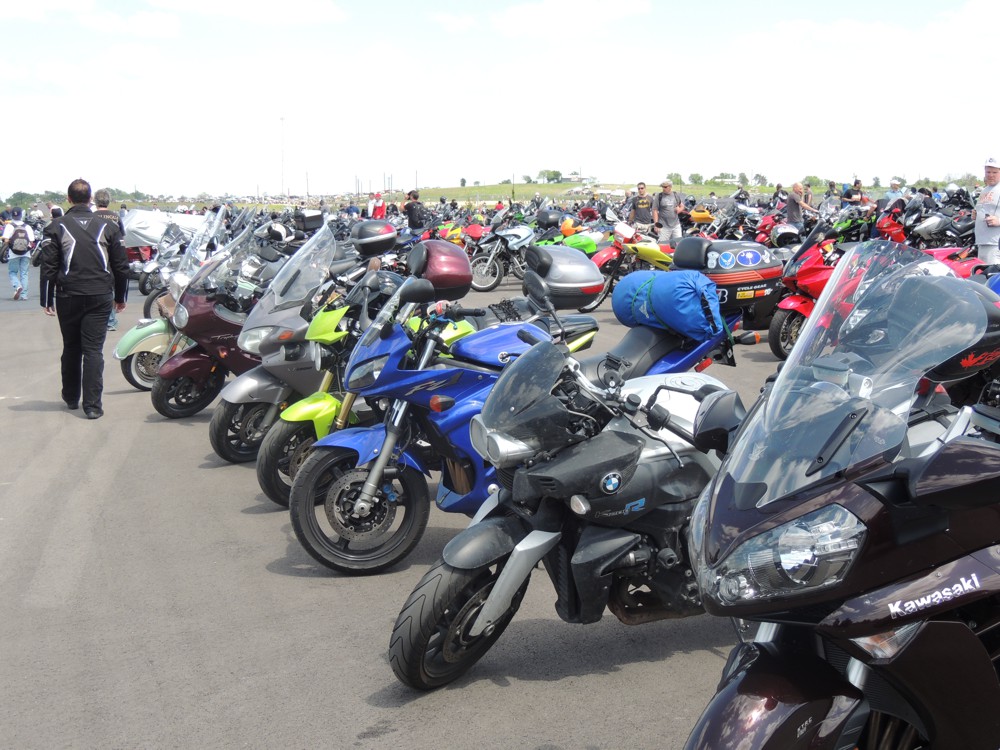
[287,244,605,573]
[114,209,231,390]
[468,208,533,291]
[685,240,1000,749]
[206,222,370,463]
[150,222,291,418]
[387,322,728,689]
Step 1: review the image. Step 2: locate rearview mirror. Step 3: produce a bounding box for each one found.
[692,389,746,454]
[399,278,437,304]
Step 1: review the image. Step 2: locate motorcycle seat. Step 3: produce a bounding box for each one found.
[672,236,712,270]
[577,324,684,383]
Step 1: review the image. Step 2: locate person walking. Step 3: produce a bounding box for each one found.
[40,179,129,419]
[975,157,1000,265]
[2,207,36,300]
[652,179,683,243]
[94,189,125,331]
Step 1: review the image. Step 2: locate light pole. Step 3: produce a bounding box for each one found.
[280,116,285,202]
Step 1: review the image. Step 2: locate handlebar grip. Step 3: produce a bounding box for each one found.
[516,327,545,346]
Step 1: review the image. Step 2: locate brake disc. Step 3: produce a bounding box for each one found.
[323,468,396,541]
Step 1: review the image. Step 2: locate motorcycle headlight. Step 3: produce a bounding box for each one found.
[469,414,535,468]
[237,326,276,355]
[171,303,189,330]
[697,504,866,607]
[346,354,389,391]
[168,271,190,301]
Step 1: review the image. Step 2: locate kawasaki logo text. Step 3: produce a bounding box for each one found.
[889,573,981,619]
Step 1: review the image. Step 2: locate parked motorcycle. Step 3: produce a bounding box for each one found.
[387,329,727,689]
[685,240,1000,749]
[207,222,368,462]
[469,208,533,291]
[287,244,605,573]
[150,222,290,418]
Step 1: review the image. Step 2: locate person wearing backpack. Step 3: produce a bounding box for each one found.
[2,207,36,300]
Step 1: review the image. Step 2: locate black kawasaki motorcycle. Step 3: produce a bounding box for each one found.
[685,241,1000,749]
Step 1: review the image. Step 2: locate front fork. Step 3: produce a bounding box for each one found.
[353,332,439,512]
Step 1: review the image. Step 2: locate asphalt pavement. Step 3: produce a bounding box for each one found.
[0,265,782,749]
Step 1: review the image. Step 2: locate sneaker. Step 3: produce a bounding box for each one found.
[13,287,21,300]
[107,324,117,331]
[85,408,104,420]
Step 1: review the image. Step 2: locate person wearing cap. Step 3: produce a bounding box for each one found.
[628,182,655,235]
[884,179,904,202]
[371,193,386,220]
[2,207,35,300]
[652,179,683,243]
[975,157,1000,264]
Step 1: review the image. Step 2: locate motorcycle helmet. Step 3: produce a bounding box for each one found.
[177,204,188,213]
[770,224,801,248]
[440,197,447,204]
[560,215,582,237]
[945,182,960,198]
[268,223,289,242]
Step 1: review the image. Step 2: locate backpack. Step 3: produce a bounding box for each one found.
[8,225,31,255]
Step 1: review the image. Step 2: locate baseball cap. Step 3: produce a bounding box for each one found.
[660,180,672,187]
[987,157,999,168]
[890,179,900,185]
[11,207,23,219]
[375,193,381,198]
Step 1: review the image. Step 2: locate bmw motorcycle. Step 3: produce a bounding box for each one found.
[388,326,728,690]
[685,241,1000,749]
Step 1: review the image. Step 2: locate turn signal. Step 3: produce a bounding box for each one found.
[429,395,455,413]
[695,358,713,372]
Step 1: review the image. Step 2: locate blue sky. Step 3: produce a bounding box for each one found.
[2,0,996,199]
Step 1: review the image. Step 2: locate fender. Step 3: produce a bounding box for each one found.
[113,318,174,360]
[684,642,864,750]
[218,365,296,405]
[442,515,531,570]
[590,245,620,268]
[311,424,428,475]
[776,294,815,317]
[156,345,224,381]
[278,391,358,436]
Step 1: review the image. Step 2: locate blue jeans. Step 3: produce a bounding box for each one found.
[8,254,29,297]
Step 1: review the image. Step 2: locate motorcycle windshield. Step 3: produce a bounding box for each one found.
[264,224,341,310]
[189,222,257,293]
[355,276,415,350]
[721,241,987,510]
[480,340,568,442]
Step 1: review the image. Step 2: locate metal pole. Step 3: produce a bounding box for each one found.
[280,117,285,200]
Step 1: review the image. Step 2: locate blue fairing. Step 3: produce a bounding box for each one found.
[312,425,430,475]
[449,323,552,368]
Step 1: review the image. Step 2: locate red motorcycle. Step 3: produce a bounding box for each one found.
[769,223,987,360]
[151,224,290,418]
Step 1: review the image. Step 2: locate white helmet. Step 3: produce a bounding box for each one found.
[177,205,188,213]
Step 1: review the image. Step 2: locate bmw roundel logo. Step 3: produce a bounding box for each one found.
[601,472,623,494]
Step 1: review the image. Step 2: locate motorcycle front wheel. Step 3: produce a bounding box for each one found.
[288,448,430,574]
[767,308,806,361]
[208,399,273,463]
[470,253,503,292]
[143,288,170,318]
[150,371,226,418]
[120,351,161,391]
[255,419,317,507]
[389,558,528,689]
[137,271,159,296]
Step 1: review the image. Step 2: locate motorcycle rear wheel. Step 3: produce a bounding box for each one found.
[288,448,429,574]
[137,271,159,296]
[256,419,317,508]
[208,399,272,464]
[389,558,527,689]
[470,253,503,292]
[150,371,226,419]
[120,351,161,391]
[577,259,620,313]
[767,308,805,361]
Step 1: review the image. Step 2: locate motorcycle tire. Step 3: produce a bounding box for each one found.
[120,351,161,391]
[150,371,226,419]
[137,271,158,296]
[255,419,318,508]
[208,399,273,464]
[143,288,169,318]
[768,308,806,361]
[288,447,430,574]
[577,262,618,313]
[509,251,527,280]
[389,557,528,690]
[470,253,503,293]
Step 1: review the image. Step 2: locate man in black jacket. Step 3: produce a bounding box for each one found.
[41,178,129,419]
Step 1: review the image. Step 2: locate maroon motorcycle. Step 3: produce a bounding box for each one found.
[685,241,1000,749]
[151,224,292,418]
